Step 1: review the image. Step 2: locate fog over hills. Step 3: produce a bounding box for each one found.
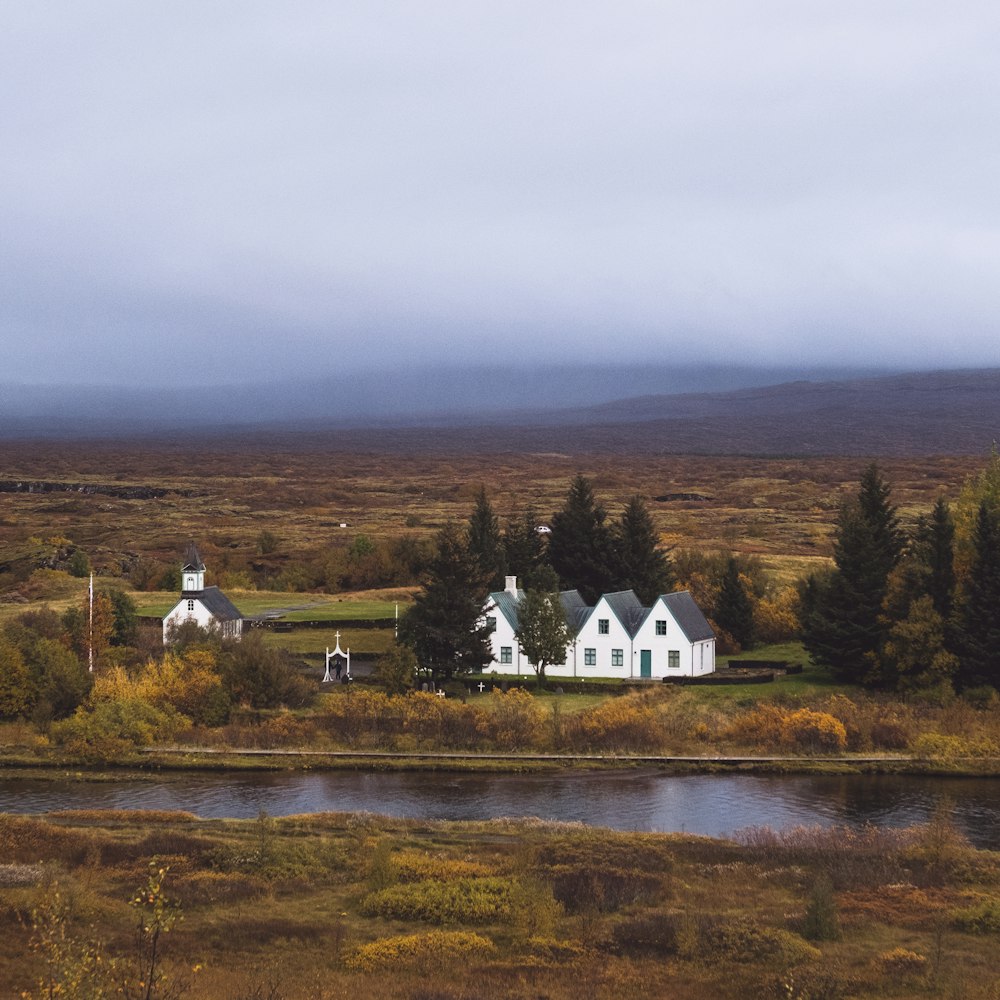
[1,366,998,457]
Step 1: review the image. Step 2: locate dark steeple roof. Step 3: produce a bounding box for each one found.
[182,542,205,572]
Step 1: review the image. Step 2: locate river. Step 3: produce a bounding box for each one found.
[1,770,998,848]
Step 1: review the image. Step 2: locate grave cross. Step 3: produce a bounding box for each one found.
[477,682,486,693]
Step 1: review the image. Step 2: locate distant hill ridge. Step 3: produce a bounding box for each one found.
[2,368,998,456]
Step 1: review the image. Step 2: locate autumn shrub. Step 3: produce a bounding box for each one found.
[0,815,98,867]
[779,709,847,753]
[51,697,185,761]
[484,688,544,750]
[611,910,682,957]
[436,699,486,748]
[950,897,1000,934]
[361,876,516,924]
[873,947,927,979]
[344,930,496,972]
[532,832,671,913]
[912,732,998,760]
[704,917,821,965]
[753,587,801,643]
[567,694,663,753]
[722,704,786,751]
[392,850,500,883]
[733,824,911,889]
[221,712,316,750]
[321,689,402,747]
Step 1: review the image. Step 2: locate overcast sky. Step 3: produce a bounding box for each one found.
[2,2,999,387]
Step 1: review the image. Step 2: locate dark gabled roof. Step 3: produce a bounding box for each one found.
[198,586,242,621]
[182,542,205,572]
[488,588,588,635]
[660,590,715,642]
[559,590,590,635]
[601,590,648,638]
[488,589,524,631]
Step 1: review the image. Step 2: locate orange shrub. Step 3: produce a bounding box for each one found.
[779,709,847,753]
[569,695,663,753]
[485,688,543,750]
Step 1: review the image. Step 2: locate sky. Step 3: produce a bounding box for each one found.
[2,1,1000,388]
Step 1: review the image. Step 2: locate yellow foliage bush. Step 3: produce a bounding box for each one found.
[779,709,847,753]
[392,849,499,882]
[912,732,998,760]
[722,704,787,750]
[570,694,663,753]
[486,688,543,750]
[874,947,927,978]
[344,930,496,972]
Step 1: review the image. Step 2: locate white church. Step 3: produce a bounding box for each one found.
[162,543,244,644]
[483,577,715,680]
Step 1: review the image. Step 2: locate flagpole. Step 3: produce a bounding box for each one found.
[88,573,94,673]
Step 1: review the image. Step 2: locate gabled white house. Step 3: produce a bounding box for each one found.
[482,577,715,680]
[162,543,244,644]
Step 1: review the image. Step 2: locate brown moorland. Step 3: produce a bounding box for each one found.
[0,438,984,594]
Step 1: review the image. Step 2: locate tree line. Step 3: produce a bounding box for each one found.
[801,456,1000,695]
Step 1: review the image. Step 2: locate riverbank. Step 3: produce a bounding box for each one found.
[3,745,1000,778]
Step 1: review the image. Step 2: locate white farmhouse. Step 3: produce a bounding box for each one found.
[483,577,715,680]
[162,543,244,644]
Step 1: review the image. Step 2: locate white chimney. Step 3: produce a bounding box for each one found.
[505,575,518,594]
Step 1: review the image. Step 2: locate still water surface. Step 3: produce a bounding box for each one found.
[2,770,998,848]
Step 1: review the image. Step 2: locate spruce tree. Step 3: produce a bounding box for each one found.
[547,475,615,604]
[954,501,1000,690]
[612,495,674,605]
[715,557,755,650]
[919,497,957,622]
[503,507,549,589]
[398,523,493,682]
[802,466,903,684]
[467,486,507,592]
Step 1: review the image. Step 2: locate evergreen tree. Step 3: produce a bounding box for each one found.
[515,587,572,689]
[612,495,673,605]
[503,507,549,589]
[715,557,755,650]
[857,462,905,582]
[467,486,507,592]
[547,475,615,604]
[954,501,1000,690]
[917,497,957,622]
[802,467,903,684]
[398,523,493,682]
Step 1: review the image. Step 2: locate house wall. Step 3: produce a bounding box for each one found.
[481,592,716,680]
[162,600,243,644]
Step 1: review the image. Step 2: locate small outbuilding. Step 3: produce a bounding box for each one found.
[162,543,243,644]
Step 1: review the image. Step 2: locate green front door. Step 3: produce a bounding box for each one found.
[640,650,652,678]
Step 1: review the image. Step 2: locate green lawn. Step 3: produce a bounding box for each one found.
[260,626,397,657]
[136,591,406,621]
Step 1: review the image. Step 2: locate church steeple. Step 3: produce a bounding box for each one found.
[181,542,206,595]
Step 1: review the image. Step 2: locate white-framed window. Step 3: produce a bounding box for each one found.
[584,648,596,666]
[500,647,512,664]
[598,619,610,635]
[486,616,497,632]
[611,649,623,667]
[187,600,195,612]
[655,619,667,636]
[668,650,680,669]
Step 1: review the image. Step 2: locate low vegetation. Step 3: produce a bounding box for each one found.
[1,808,999,998]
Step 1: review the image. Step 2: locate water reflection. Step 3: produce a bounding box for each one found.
[1,770,997,849]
